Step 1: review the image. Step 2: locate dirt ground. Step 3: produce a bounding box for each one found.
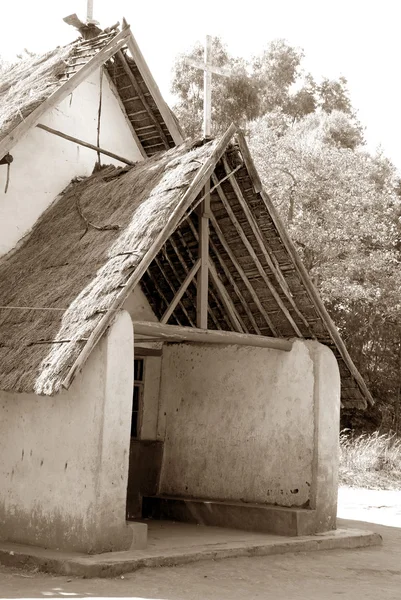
[1,487,400,600]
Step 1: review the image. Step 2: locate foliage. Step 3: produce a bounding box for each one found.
[248,111,401,428]
[171,36,401,431]
[340,431,401,489]
[171,37,355,137]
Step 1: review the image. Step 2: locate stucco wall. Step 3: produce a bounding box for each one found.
[0,69,143,257]
[158,340,325,508]
[0,311,134,553]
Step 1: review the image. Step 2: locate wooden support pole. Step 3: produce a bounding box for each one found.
[211,172,303,337]
[132,320,293,352]
[170,234,221,331]
[186,216,256,334]
[160,258,201,324]
[36,123,135,165]
[196,179,211,328]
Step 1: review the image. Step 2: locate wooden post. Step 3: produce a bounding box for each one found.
[204,35,212,138]
[197,179,210,328]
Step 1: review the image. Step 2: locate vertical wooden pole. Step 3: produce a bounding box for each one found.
[196,179,210,328]
[203,35,212,138]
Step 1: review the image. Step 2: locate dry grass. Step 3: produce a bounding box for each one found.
[0,46,73,141]
[339,430,401,490]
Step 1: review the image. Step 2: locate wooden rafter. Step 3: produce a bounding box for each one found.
[170,233,222,331]
[209,213,278,336]
[186,215,259,335]
[103,70,147,159]
[209,259,245,333]
[211,172,303,337]
[221,158,311,332]
[146,266,183,326]
[116,50,171,150]
[174,226,234,332]
[122,18,184,146]
[154,256,196,327]
[160,258,201,325]
[161,243,198,323]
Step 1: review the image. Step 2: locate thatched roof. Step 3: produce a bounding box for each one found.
[0,22,182,161]
[0,127,372,408]
[0,47,72,142]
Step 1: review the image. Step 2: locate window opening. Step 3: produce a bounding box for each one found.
[132,358,144,438]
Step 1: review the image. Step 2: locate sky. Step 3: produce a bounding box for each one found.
[1,0,401,169]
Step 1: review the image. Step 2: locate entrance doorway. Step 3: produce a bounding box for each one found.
[126,354,164,520]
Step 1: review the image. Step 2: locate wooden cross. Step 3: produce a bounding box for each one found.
[185,36,231,327]
[86,0,95,24]
[186,35,231,138]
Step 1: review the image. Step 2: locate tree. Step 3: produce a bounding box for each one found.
[171,37,356,136]
[248,112,401,430]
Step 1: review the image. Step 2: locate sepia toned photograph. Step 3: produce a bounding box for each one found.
[0,1,400,598]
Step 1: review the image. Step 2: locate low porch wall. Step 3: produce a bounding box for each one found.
[0,311,134,553]
[157,339,340,532]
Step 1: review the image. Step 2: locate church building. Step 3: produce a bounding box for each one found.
[0,16,372,554]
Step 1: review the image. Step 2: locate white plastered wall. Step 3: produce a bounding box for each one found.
[157,339,341,520]
[0,69,144,257]
[0,311,134,553]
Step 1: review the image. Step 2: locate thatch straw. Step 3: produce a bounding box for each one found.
[0,46,74,143]
[0,138,218,395]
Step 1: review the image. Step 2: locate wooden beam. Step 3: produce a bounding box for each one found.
[0,28,131,158]
[154,256,195,326]
[146,267,183,326]
[235,130,263,193]
[103,70,147,159]
[209,259,244,333]
[116,50,171,150]
[161,258,201,324]
[197,179,210,328]
[211,172,303,337]
[36,123,135,166]
[161,243,198,323]
[186,216,258,334]
[122,18,184,146]
[62,124,236,389]
[209,213,278,336]
[132,320,293,351]
[169,234,221,330]
[222,158,311,332]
